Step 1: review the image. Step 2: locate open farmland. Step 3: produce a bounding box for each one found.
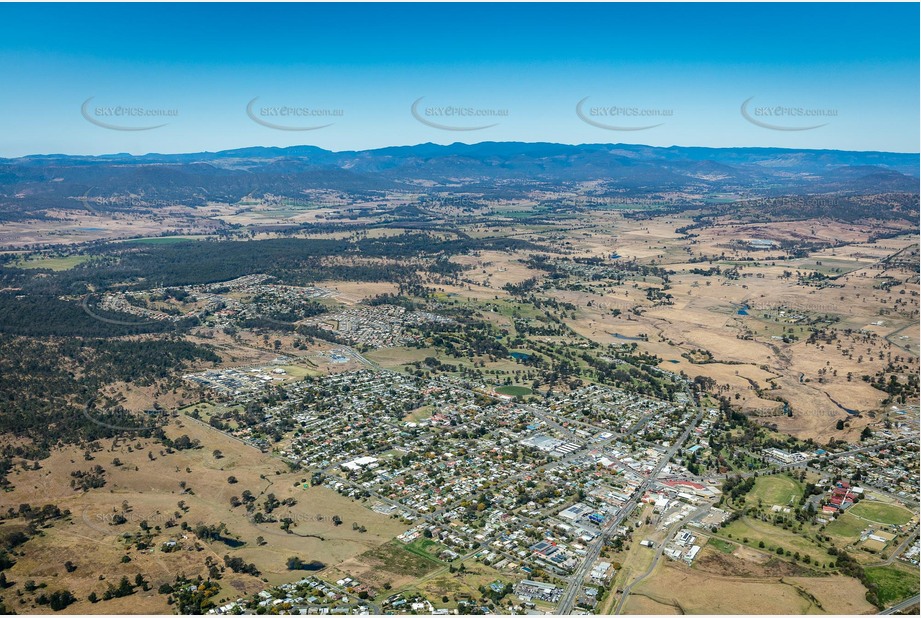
[627,559,875,615]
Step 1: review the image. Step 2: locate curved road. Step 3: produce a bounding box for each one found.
[556,407,704,614]
[612,503,710,615]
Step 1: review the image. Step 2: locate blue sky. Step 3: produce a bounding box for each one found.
[0,3,918,156]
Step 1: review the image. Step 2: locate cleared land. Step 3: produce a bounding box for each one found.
[0,418,406,613]
[626,559,875,615]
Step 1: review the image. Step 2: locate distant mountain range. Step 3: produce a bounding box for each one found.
[1,142,918,221]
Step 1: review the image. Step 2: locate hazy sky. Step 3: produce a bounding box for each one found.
[0,3,918,156]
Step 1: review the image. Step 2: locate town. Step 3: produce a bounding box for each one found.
[181,359,918,615]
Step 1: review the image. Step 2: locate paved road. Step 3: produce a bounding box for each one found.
[556,407,704,614]
[878,594,920,615]
[612,503,711,615]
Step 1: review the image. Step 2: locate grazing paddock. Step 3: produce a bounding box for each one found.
[631,561,874,614]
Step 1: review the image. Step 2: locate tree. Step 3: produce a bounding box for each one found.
[286,556,304,570]
[227,476,238,484]
[213,450,223,459]
[46,590,76,611]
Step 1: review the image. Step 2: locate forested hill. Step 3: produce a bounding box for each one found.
[1,142,917,221]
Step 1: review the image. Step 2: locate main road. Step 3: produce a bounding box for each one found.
[612,503,711,615]
[556,406,704,614]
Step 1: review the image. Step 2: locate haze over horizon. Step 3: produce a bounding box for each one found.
[6,140,921,161]
[0,3,918,157]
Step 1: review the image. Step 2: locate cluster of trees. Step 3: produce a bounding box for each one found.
[223,555,260,576]
[0,332,214,471]
[162,575,221,614]
[88,574,147,603]
[70,465,106,491]
[833,549,882,608]
[722,475,756,501]
[163,434,201,451]
[286,557,325,571]
[418,319,510,360]
[35,589,77,610]
[581,349,685,401]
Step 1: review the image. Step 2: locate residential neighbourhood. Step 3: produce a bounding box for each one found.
[181,354,919,615]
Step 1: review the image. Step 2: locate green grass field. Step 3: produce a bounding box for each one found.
[124,236,200,244]
[404,537,450,561]
[864,565,920,605]
[14,254,93,271]
[365,540,442,579]
[178,401,245,428]
[365,346,432,369]
[707,537,736,554]
[824,512,866,542]
[747,474,804,507]
[787,257,874,277]
[494,385,533,397]
[721,517,827,566]
[275,364,320,379]
[849,501,914,526]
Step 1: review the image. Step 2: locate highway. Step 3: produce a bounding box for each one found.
[555,407,704,614]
